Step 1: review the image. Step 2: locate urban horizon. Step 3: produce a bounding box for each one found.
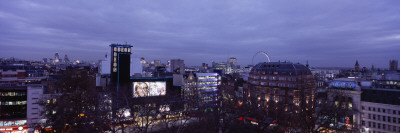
[0,52,398,69]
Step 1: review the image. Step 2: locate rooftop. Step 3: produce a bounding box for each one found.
[251,62,311,75]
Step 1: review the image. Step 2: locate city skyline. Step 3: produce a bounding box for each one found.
[1,0,399,67]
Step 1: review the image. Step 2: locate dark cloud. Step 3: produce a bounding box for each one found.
[0,0,399,68]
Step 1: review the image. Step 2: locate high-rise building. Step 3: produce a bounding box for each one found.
[109,44,132,108]
[64,54,70,64]
[110,44,132,84]
[183,73,220,111]
[195,73,220,108]
[389,60,398,71]
[227,57,237,67]
[227,57,238,74]
[170,59,185,74]
[54,53,60,63]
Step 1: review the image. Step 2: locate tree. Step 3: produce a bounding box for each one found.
[40,67,111,132]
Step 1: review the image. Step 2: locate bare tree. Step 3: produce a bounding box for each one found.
[39,67,111,132]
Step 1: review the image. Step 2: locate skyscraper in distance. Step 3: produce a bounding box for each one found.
[390,60,398,71]
[54,53,60,63]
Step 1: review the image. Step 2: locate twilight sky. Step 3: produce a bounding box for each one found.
[0,0,399,68]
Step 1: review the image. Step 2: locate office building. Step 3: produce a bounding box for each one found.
[361,87,400,133]
[27,84,45,132]
[246,61,315,127]
[183,73,220,111]
[0,83,28,132]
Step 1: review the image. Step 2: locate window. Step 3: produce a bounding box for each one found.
[270,89,275,94]
[378,123,381,129]
[394,110,396,114]
[368,122,371,127]
[378,115,381,121]
[362,106,365,110]
[373,107,376,111]
[279,97,284,102]
[394,118,397,123]
[378,108,380,112]
[369,107,371,111]
[279,90,285,95]
[383,116,386,121]
[383,124,386,130]
[383,109,386,113]
[278,83,285,87]
[368,114,371,119]
[388,117,391,122]
[373,115,376,120]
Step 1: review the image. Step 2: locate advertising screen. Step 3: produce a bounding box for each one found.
[133,82,166,97]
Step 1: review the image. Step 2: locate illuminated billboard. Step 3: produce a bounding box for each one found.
[133,81,166,97]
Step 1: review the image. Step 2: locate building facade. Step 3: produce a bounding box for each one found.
[327,78,362,130]
[361,87,400,133]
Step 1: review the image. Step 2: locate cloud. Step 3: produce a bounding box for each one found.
[0,0,399,68]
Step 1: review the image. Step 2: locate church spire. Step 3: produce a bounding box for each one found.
[355,60,360,72]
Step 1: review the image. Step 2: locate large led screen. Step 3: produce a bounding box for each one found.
[133,82,166,97]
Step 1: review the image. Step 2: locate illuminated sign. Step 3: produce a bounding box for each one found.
[0,125,27,132]
[133,82,166,97]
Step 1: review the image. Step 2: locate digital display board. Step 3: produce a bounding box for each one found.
[133,82,166,97]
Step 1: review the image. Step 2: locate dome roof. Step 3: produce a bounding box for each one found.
[251,62,311,75]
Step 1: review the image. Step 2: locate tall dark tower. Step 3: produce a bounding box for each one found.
[355,60,360,72]
[110,44,132,84]
[371,64,375,72]
[110,44,132,108]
